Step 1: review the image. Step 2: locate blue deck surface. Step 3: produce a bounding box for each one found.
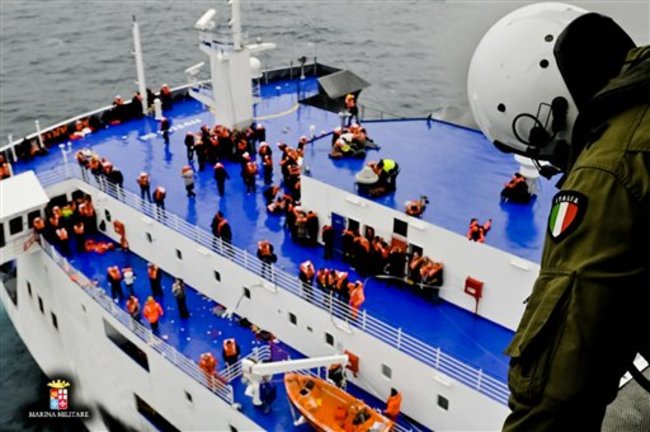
[13,76,521,385]
[62,236,414,432]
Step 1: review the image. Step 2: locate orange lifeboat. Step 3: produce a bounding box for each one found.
[284,373,393,432]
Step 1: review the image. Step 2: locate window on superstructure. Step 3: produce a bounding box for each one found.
[289,312,297,326]
[9,216,23,235]
[3,273,17,306]
[51,312,58,331]
[381,363,392,380]
[146,232,153,243]
[214,270,221,282]
[27,281,32,298]
[104,319,149,372]
[38,296,44,314]
[134,394,180,432]
[184,391,192,403]
[176,249,182,260]
[325,332,334,347]
[243,287,251,299]
[393,218,408,238]
[229,426,239,432]
[104,210,111,222]
[437,395,449,411]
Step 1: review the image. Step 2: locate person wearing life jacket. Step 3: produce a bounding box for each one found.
[261,153,273,185]
[73,221,85,253]
[153,186,166,218]
[0,155,12,179]
[405,195,429,217]
[407,251,424,284]
[305,211,319,246]
[327,363,347,389]
[210,211,232,246]
[299,260,316,300]
[341,228,357,263]
[107,266,124,301]
[222,338,241,366]
[32,216,46,238]
[316,268,331,295]
[241,156,258,194]
[126,295,140,321]
[321,225,335,259]
[467,218,492,243]
[123,266,136,296]
[369,159,400,196]
[194,135,207,171]
[348,281,365,319]
[56,227,70,256]
[180,165,197,198]
[297,135,309,153]
[258,141,272,159]
[198,352,218,388]
[147,263,163,297]
[353,236,371,275]
[210,162,229,197]
[159,84,173,110]
[344,93,359,126]
[143,296,164,333]
[334,271,350,302]
[257,240,276,279]
[501,172,532,203]
[137,172,151,201]
[383,388,402,421]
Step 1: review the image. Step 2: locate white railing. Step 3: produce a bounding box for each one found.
[38,238,236,404]
[38,166,510,405]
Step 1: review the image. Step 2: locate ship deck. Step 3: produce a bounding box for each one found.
[10,76,548,387]
[63,234,415,432]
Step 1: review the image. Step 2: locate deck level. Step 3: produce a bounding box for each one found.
[11,76,545,385]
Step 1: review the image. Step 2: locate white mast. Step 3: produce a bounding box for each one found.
[188,1,275,129]
[132,16,148,115]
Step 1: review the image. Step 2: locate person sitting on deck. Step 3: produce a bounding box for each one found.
[467,218,492,243]
[367,159,400,197]
[500,172,532,203]
[405,195,429,217]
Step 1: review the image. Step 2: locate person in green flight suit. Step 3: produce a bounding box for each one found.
[467,3,650,431]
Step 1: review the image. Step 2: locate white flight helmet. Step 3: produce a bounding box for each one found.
[468,3,587,174]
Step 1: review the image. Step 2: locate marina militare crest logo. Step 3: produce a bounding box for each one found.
[48,379,70,410]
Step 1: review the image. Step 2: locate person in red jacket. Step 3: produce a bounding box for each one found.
[383,388,402,421]
[143,296,163,334]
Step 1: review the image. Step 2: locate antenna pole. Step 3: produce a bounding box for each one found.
[132,16,148,115]
[229,0,242,51]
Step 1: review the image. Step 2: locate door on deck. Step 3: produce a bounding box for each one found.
[331,213,347,258]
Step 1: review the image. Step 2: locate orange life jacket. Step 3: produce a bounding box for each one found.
[33,217,46,231]
[245,161,258,176]
[126,298,139,314]
[148,266,159,280]
[350,283,365,307]
[299,261,315,279]
[223,339,238,357]
[56,228,68,241]
[217,219,229,236]
[108,266,122,281]
[137,174,150,187]
[385,392,402,418]
[199,353,217,373]
[73,223,84,235]
[153,187,166,201]
[143,301,163,323]
[49,215,60,228]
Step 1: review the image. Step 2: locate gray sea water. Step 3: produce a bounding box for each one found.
[1,1,648,430]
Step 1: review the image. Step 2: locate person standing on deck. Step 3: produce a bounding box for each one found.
[56,227,70,256]
[160,117,171,145]
[213,162,230,196]
[123,266,136,296]
[257,240,276,279]
[199,352,218,389]
[172,278,190,319]
[184,132,196,161]
[153,186,166,219]
[181,165,197,198]
[298,260,316,300]
[322,225,334,259]
[143,296,163,334]
[126,295,140,322]
[137,172,151,202]
[348,280,365,319]
[72,221,85,253]
[107,266,124,302]
[147,263,163,297]
[259,376,276,414]
[383,388,402,421]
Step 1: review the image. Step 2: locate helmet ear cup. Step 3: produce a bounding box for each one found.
[551,97,569,133]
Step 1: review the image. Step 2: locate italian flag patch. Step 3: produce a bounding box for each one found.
[548,191,587,241]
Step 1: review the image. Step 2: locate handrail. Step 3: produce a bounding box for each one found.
[38,166,509,405]
[38,238,236,404]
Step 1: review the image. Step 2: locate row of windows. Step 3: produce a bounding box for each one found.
[25,280,59,331]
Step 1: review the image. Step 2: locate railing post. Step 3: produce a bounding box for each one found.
[396,327,402,349]
[7,134,17,162]
[362,310,367,330]
[477,368,483,390]
[35,120,45,149]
